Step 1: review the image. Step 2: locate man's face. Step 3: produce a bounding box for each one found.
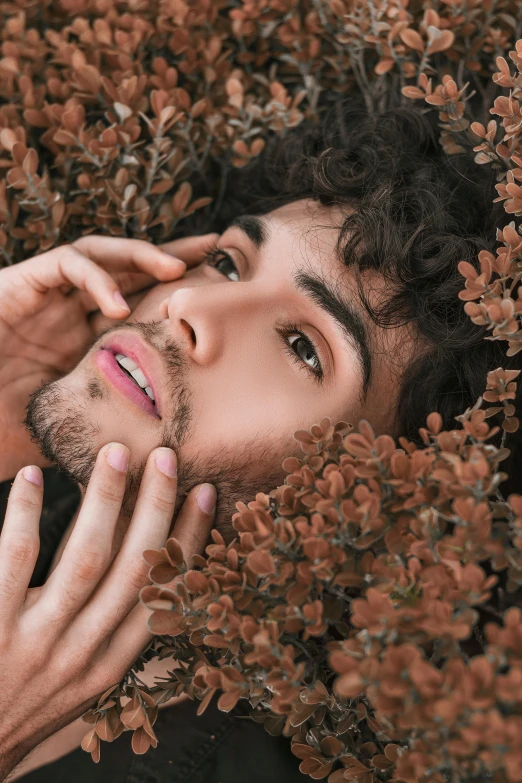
[26,199,414,538]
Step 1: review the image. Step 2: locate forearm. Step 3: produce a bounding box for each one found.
[0,724,45,783]
[0,698,95,783]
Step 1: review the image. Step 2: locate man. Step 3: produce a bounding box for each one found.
[1,96,517,780]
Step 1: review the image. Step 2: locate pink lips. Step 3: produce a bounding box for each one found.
[94,348,159,418]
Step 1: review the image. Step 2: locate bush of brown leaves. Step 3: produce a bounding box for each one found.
[3,1,522,781]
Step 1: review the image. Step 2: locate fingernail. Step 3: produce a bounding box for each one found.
[162,252,185,268]
[154,447,177,478]
[106,443,130,472]
[113,290,130,311]
[196,483,216,515]
[23,466,43,486]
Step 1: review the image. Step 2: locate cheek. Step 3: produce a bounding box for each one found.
[187,361,342,450]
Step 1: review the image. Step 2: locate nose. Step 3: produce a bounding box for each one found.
[162,284,241,365]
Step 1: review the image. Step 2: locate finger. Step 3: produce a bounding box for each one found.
[39,443,129,625]
[103,482,216,671]
[78,447,179,639]
[19,246,134,320]
[83,288,155,337]
[0,467,43,619]
[78,273,156,314]
[72,235,187,281]
[168,482,216,567]
[158,232,219,266]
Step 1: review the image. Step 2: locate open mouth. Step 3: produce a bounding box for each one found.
[114,353,155,403]
[94,346,161,419]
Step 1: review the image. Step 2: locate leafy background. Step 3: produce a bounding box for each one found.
[2,1,522,781]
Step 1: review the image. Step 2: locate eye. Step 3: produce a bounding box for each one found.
[203,245,325,384]
[277,324,324,384]
[202,246,240,282]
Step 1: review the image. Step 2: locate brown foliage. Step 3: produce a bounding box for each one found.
[3,0,522,781]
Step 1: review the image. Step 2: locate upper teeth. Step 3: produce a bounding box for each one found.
[115,353,155,403]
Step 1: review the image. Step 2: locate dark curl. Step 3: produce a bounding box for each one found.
[187,94,521,497]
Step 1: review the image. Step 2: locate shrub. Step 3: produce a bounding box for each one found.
[2,1,522,781]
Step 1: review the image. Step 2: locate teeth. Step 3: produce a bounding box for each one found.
[130,368,148,388]
[115,352,155,403]
[116,354,139,373]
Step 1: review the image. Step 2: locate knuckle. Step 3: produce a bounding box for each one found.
[71,236,94,252]
[59,244,81,263]
[56,241,73,254]
[11,494,41,516]
[96,482,123,508]
[3,535,39,564]
[72,548,107,583]
[86,662,121,697]
[51,646,86,683]
[122,559,149,593]
[148,489,175,516]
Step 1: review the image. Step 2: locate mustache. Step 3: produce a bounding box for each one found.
[94,319,186,377]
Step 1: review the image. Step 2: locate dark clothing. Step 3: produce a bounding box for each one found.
[0,469,304,783]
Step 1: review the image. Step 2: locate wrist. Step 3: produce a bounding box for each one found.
[0,734,31,783]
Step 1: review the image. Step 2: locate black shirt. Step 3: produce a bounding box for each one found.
[0,469,305,783]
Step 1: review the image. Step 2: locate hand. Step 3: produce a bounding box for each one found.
[0,444,216,780]
[0,233,218,481]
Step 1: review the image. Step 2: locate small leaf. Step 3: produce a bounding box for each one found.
[247,549,275,576]
[131,726,152,755]
[426,27,455,55]
[114,102,132,123]
[166,537,185,566]
[81,727,98,753]
[147,609,180,635]
[172,181,192,215]
[217,690,241,712]
[0,128,18,151]
[95,714,114,742]
[150,561,180,584]
[142,549,166,566]
[399,28,424,52]
[197,687,217,715]
[150,177,175,195]
[121,697,145,729]
[185,569,209,593]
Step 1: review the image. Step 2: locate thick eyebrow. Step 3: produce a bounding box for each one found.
[226,213,373,396]
[228,214,270,250]
[293,270,372,396]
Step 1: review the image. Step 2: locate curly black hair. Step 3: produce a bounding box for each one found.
[183,92,521,499]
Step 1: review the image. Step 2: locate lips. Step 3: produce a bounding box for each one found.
[93,331,166,418]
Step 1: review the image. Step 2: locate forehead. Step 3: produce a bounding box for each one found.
[230,198,350,273]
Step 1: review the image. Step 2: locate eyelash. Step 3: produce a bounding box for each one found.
[202,245,325,383]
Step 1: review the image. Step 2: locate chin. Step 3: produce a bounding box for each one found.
[24,375,100,488]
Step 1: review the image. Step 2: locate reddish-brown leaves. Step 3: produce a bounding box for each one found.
[6,2,522,780]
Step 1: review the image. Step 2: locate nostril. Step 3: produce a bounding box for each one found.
[181,319,196,346]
